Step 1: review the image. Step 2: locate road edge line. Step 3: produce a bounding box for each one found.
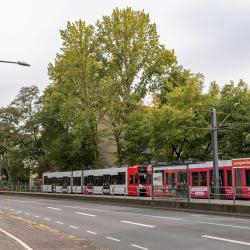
[0,227,33,250]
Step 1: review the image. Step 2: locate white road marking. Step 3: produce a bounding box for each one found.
[191,214,206,217]
[55,221,64,225]
[86,230,97,235]
[75,212,96,217]
[4,197,250,231]
[25,213,30,216]
[118,212,250,230]
[202,235,250,246]
[44,217,51,221]
[33,215,40,218]
[47,206,61,210]
[131,244,149,250]
[0,227,33,250]
[10,208,14,211]
[121,220,155,228]
[16,210,21,213]
[69,225,79,229]
[105,236,120,242]
[12,200,105,212]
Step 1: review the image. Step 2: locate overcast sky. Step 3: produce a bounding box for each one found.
[0,0,250,106]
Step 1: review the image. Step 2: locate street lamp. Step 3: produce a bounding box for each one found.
[0,60,30,67]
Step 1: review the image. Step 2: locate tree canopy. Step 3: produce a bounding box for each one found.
[0,7,250,184]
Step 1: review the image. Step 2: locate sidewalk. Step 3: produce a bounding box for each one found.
[0,210,101,250]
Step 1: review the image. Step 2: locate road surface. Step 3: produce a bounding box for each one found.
[0,195,250,250]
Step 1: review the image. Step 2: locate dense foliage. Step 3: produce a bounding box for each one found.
[0,8,250,183]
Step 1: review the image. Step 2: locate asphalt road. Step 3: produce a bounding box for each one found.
[0,195,250,250]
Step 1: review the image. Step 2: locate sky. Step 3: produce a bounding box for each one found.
[0,0,250,106]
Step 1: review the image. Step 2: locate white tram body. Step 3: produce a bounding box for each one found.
[42,171,72,193]
[42,167,128,195]
[83,167,128,195]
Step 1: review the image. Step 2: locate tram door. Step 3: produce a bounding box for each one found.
[235,168,242,195]
[219,170,225,196]
[209,170,225,196]
[103,175,111,194]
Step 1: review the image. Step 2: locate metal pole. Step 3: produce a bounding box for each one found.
[211,108,220,199]
[187,163,190,202]
[0,60,30,66]
[151,166,154,202]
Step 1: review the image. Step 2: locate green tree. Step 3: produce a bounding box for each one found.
[96,7,176,164]
[217,80,250,158]
[45,20,106,169]
[150,73,211,161]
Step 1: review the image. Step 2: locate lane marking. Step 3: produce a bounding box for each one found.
[121,220,155,228]
[201,235,250,246]
[10,208,14,211]
[25,213,30,216]
[86,230,97,235]
[4,197,250,231]
[47,206,61,211]
[10,200,105,212]
[75,212,96,217]
[0,227,33,250]
[33,215,40,218]
[69,225,79,229]
[105,236,120,242]
[44,217,51,221]
[191,214,206,217]
[118,212,250,230]
[55,221,64,225]
[131,244,149,250]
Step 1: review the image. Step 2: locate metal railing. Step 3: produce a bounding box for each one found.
[1,184,250,205]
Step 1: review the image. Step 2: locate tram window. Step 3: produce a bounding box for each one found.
[178,172,187,185]
[84,176,87,186]
[63,177,70,186]
[139,173,147,184]
[200,172,207,186]
[210,170,213,186]
[129,175,134,184]
[227,170,232,186]
[192,172,199,186]
[94,176,103,186]
[236,169,242,187]
[87,176,94,186]
[103,175,110,185]
[73,177,81,186]
[246,170,250,187]
[57,177,63,186]
[51,177,56,185]
[135,174,139,184]
[99,176,103,185]
[166,173,175,185]
[118,172,125,184]
[44,176,49,185]
[111,175,118,185]
[146,174,152,184]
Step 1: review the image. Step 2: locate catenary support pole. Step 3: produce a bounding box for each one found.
[211,108,220,199]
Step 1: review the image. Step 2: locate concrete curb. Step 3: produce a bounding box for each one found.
[1,191,250,218]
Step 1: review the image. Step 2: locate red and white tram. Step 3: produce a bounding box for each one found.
[42,158,250,199]
[42,165,151,196]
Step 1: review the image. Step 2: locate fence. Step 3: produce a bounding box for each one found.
[0,183,42,193]
[0,184,250,205]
